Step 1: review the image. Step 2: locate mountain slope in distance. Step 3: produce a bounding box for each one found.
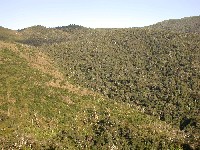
[147,16,200,33]
[0,41,187,149]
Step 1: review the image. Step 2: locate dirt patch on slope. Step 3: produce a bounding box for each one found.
[47,79,96,96]
[0,41,62,79]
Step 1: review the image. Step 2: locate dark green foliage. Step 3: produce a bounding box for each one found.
[38,29,200,137]
[1,16,200,149]
[0,43,186,149]
[147,16,200,33]
[18,25,70,46]
[55,24,85,31]
[34,28,199,148]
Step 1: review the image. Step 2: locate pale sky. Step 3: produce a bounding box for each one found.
[0,0,200,29]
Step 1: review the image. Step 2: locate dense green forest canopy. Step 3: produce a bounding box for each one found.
[147,16,200,33]
[0,16,199,149]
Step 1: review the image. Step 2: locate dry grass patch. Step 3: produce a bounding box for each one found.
[61,96,74,104]
[47,79,96,96]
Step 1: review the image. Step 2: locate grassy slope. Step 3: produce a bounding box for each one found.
[0,27,22,42]
[0,41,186,149]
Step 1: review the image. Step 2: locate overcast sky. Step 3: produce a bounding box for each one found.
[0,0,200,29]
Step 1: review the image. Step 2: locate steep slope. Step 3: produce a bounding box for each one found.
[0,41,187,149]
[1,16,200,149]
[35,28,199,148]
[147,16,200,33]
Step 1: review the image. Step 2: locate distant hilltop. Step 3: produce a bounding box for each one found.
[147,16,200,33]
[1,15,200,32]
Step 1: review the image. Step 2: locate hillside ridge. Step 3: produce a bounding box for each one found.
[147,16,200,33]
[0,15,199,149]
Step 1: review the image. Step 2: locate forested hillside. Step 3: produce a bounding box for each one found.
[0,16,200,149]
[38,28,200,148]
[147,16,200,33]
